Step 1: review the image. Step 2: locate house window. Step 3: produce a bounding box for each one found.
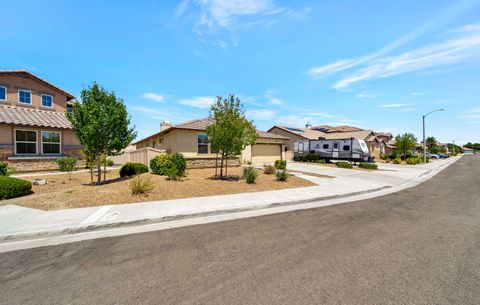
[0,86,6,101]
[323,144,329,149]
[15,130,37,155]
[198,134,208,154]
[42,131,61,154]
[41,94,53,108]
[343,145,351,151]
[18,90,31,104]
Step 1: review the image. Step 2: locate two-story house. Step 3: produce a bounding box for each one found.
[0,70,83,170]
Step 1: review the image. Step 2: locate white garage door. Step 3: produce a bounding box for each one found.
[251,144,282,164]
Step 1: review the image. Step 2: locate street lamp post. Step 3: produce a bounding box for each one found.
[423,109,445,163]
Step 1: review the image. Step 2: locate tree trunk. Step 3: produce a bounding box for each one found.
[219,153,224,179]
[103,155,106,182]
[97,154,102,185]
[215,153,218,177]
[225,154,228,177]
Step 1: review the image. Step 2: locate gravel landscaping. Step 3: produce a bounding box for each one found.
[1,167,315,210]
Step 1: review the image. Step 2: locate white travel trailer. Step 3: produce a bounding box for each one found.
[294,138,371,162]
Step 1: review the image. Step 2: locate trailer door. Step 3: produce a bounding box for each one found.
[332,141,340,158]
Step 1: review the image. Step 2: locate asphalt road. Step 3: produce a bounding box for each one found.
[1,155,480,305]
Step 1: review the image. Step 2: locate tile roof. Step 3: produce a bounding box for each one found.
[0,70,75,100]
[323,130,374,140]
[0,105,72,129]
[268,125,326,140]
[256,130,289,139]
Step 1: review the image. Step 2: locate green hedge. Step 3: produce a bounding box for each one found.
[0,176,32,200]
[405,157,420,165]
[119,162,149,177]
[274,160,287,170]
[150,153,187,180]
[359,162,378,170]
[393,158,401,164]
[336,161,353,169]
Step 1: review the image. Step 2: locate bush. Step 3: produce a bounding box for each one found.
[100,155,114,167]
[56,157,77,179]
[359,162,378,170]
[119,162,149,177]
[405,157,420,165]
[150,153,187,180]
[274,160,287,170]
[0,162,8,176]
[276,170,288,182]
[393,157,401,164]
[243,167,258,184]
[0,176,32,200]
[129,175,154,196]
[336,162,353,169]
[380,153,390,160]
[305,153,319,162]
[264,164,276,175]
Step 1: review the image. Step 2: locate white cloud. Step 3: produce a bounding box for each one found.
[130,106,166,120]
[356,93,377,98]
[178,96,216,108]
[263,90,283,105]
[462,107,480,120]
[379,103,409,108]
[333,25,480,89]
[248,109,276,120]
[141,93,166,103]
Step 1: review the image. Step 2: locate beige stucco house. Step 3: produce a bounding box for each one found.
[0,70,83,170]
[133,118,288,165]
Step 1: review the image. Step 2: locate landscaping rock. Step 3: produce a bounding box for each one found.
[32,179,48,186]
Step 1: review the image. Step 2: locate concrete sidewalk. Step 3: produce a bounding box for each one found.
[0,156,461,243]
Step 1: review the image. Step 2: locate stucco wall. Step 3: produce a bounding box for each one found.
[0,124,13,144]
[0,74,70,112]
[268,127,305,160]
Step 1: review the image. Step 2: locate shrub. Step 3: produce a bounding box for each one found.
[264,164,276,175]
[305,153,320,162]
[56,157,77,179]
[100,155,114,167]
[336,161,353,169]
[393,157,401,164]
[169,153,187,177]
[242,167,258,184]
[0,163,7,176]
[359,162,378,170]
[150,153,187,179]
[274,160,287,170]
[380,153,390,160]
[0,176,32,200]
[129,175,154,196]
[405,157,420,165]
[276,170,288,181]
[106,159,114,166]
[119,162,149,177]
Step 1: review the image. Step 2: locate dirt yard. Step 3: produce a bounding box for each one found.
[2,167,315,210]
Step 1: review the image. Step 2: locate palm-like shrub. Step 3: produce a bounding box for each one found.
[243,167,258,184]
[129,175,154,196]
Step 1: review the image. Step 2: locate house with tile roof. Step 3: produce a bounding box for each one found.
[133,118,289,165]
[268,124,394,160]
[0,70,83,168]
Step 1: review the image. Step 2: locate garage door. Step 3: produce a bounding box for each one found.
[251,144,282,164]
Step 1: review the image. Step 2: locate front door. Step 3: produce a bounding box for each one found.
[332,141,339,158]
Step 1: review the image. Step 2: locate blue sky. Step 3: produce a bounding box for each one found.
[2,0,480,144]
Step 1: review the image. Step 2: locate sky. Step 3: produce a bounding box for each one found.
[1,0,480,144]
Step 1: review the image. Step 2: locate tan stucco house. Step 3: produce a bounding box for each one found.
[133,118,288,165]
[0,70,83,170]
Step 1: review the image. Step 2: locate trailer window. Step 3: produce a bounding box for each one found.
[333,143,338,149]
[343,145,350,151]
[323,144,329,149]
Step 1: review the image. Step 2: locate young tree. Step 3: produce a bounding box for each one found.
[394,133,417,160]
[206,95,257,179]
[67,82,137,185]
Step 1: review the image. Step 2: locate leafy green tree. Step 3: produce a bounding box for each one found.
[394,133,417,160]
[67,82,137,185]
[426,136,439,154]
[206,95,257,179]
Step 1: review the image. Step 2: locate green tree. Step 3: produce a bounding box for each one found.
[67,82,137,185]
[206,95,257,179]
[394,133,417,160]
[426,136,439,154]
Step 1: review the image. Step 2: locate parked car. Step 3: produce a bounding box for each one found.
[426,153,439,159]
[437,153,449,159]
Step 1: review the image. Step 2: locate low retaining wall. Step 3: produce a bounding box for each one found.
[5,159,87,173]
[187,157,240,169]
